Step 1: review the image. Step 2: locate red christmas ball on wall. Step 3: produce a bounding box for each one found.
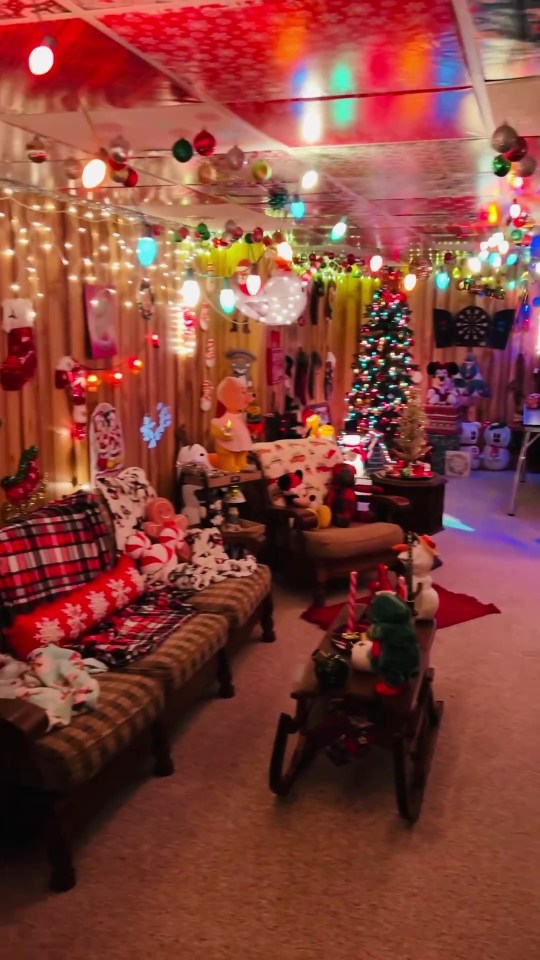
[193,129,216,157]
[125,167,138,187]
[253,227,263,243]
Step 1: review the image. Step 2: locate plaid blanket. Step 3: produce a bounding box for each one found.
[73,587,194,667]
[0,492,113,622]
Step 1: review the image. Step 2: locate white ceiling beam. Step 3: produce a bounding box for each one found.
[450,0,494,137]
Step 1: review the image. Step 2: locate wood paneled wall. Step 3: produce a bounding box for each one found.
[0,192,532,502]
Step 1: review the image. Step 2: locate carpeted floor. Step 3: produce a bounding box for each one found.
[2,471,540,959]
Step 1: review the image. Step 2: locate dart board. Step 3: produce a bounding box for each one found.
[454,305,491,347]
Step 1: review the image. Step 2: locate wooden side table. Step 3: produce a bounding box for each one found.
[373,472,447,535]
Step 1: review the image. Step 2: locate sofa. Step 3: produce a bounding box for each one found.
[0,485,274,892]
[245,437,406,602]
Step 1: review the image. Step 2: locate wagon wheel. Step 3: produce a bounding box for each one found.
[393,669,444,822]
[269,711,318,797]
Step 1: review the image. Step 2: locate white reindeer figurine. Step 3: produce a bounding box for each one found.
[396,534,440,621]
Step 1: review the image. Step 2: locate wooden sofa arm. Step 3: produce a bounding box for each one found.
[266,505,319,531]
[0,698,48,740]
[371,493,410,524]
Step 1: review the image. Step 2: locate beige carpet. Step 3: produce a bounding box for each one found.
[2,471,540,959]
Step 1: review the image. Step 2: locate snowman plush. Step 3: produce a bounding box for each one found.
[460,420,481,470]
[481,423,511,471]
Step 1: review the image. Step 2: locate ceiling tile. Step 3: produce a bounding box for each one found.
[472,0,540,80]
[0,0,68,18]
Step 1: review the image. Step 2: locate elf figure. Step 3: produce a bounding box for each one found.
[0,299,37,391]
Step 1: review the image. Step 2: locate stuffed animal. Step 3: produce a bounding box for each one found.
[325,463,357,527]
[176,442,211,526]
[454,352,490,400]
[482,422,511,470]
[460,420,481,470]
[368,592,420,696]
[143,498,191,562]
[277,470,331,528]
[395,534,439,621]
[211,377,253,472]
[125,527,179,583]
[427,361,459,405]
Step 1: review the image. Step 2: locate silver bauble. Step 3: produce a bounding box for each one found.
[515,154,537,178]
[226,145,245,171]
[109,136,131,165]
[491,123,518,154]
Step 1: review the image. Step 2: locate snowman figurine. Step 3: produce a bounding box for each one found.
[460,420,481,470]
[481,423,511,471]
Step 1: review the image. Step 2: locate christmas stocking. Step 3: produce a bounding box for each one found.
[0,299,37,391]
[294,349,309,405]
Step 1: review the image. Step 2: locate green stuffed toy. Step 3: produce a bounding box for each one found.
[368,593,420,696]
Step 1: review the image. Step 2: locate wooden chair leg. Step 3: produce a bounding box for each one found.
[261,593,276,643]
[152,718,174,777]
[216,647,235,699]
[44,795,76,893]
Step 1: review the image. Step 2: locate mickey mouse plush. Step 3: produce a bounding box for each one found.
[277,470,310,508]
[427,361,459,405]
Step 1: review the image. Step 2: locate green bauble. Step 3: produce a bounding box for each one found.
[172,138,193,163]
[492,154,511,177]
[196,221,210,240]
[245,232,253,244]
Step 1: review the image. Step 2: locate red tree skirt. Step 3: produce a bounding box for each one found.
[301,585,500,632]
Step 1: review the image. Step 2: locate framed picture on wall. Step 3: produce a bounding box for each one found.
[84,284,118,359]
[302,401,332,425]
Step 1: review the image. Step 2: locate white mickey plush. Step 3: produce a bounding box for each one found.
[482,422,511,471]
[460,420,481,470]
[176,442,212,526]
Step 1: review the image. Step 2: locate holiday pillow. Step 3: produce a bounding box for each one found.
[5,554,144,661]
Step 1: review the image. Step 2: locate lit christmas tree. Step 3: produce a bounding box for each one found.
[394,389,429,469]
[344,285,414,445]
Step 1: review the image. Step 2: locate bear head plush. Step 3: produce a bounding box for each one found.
[325,463,357,527]
[426,361,459,405]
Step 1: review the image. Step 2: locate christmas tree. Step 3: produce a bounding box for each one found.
[394,389,429,467]
[344,285,414,445]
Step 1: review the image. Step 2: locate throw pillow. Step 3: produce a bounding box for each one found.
[5,554,144,661]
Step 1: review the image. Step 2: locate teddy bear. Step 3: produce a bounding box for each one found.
[142,498,191,562]
[482,422,511,470]
[211,377,254,473]
[426,361,459,405]
[176,442,211,526]
[460,420,481,469]
[367,592,420,696]
[325,463,357,527]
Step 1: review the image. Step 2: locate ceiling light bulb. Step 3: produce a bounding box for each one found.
[370,254,383,272]
[510,201,521,219]
[182,272,200,308]
[403,273,417,292]
[246,274,261,296]
[28,37,55,76]
[82,157,107,190]
[436,271,450,290]
[136,236,157,267]
[220,287,236,314]
[276,241,293,260]
[499,240,509,255]
[290,196,305,219]
[301,170,318,190]
[468,256,481,274]
[330,218,347,242]
[487,203,499,226]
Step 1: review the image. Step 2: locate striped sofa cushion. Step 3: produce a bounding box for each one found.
[126,613,228,691]
[35,672,164,792]
[190,565,271,626]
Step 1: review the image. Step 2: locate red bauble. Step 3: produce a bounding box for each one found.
[108,157,127,172]
[125,167,138,187]
[178,226,189,240]
[444,251,454,262]
[346,253,356,265]
[193,129,216,157]
[309,253,317,263]
[232,226,243,240]
[253,227,263,243]
[262,235,272,246]
[514,214,527,228]
[151,224,162,237]
[505,136,528,162]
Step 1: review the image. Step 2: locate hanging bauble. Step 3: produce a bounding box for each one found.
[510,228,523,242]
[245,232,253,244]
[492,154,511,177]
[505,136,528,162]
[491,123,518,154]
[125,167,139,187]
[196,221,211,241]
[193,129,216,157]
[111,166,129,185]
[197,161,217,185]
[225,219,237,234]
[252,160,272,182]
[262,235,272,246]
[232,225,243,240]
[172,138,193,163]
[26,135,48,163]
[151,224,162,238]
[226,145,245,171]
[273,230,285,243]
[109,136,130,167]
[444,251,454,262]
[64,156,82,181]
[268,185,289,211]
[515,154,537,178]
[252,226,264,243]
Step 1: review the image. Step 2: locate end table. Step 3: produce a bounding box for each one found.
[374,472,446,535]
